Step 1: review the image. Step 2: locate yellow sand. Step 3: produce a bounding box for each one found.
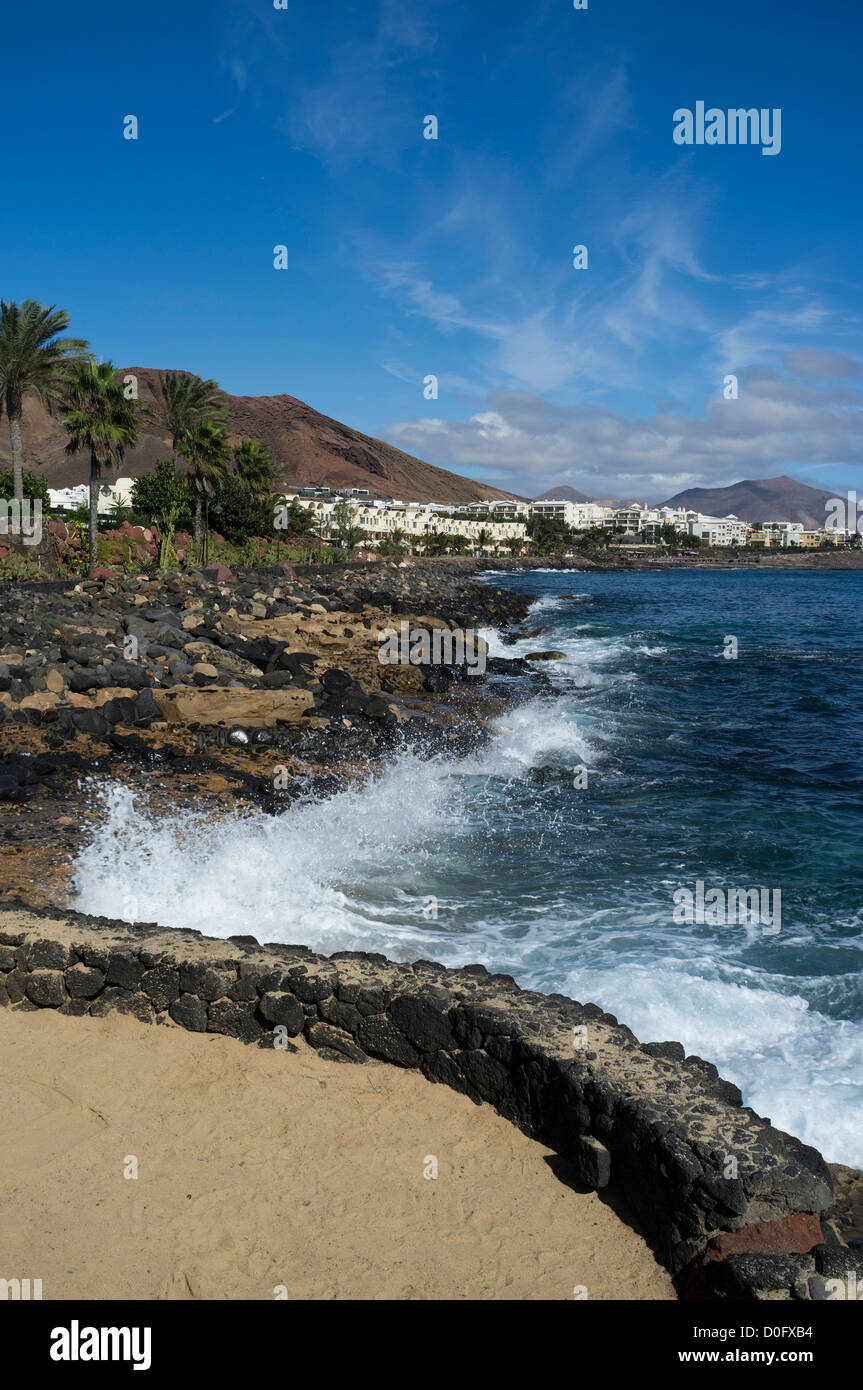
[0,1007,675,1301]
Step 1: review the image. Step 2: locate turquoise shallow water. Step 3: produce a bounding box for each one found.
[72,567,863,1164]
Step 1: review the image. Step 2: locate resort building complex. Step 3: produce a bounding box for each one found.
[43,479,853,553]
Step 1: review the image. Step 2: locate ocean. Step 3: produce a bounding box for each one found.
[71,567,863,1166]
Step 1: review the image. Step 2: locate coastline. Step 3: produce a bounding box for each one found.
[0,560,545,906]
[1,557,861,1300]
[444,550,863,574]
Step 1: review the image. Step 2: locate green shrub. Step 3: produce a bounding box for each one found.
[0,469,50,508]
[131,460,193,526]
[0,551,45,581]
[211,476,278,544]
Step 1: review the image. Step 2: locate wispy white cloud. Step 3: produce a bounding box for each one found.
[270,2,451,168]
[360,172,726,398]
[542,65,634,188]
[714,296,831,374]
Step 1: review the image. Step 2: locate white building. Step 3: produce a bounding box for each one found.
[611,505,658,534]
[48,477,135,514]
[569,503,614,528]
[531,499,584,527]
[683,512,749,546]
[299,497,526,552]
[466,499,531,521]
[757,520,806,547]
[48,484,89,510]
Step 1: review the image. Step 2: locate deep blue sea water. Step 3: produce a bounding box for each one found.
[72,568,863,1164]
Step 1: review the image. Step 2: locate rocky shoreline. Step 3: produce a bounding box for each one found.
[0,559,557,905]
[1,555,861,1300]
[4,552,854,883]
[475,551,863,572]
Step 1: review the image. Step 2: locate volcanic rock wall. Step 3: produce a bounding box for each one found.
[1,907,857,1300]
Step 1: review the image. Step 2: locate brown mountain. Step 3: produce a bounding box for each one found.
[0,367,518,505]
[662,475,838,527]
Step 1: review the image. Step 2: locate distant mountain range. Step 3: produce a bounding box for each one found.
[661,475,838,527]
[0,367,518,506]
[536,475,839,526]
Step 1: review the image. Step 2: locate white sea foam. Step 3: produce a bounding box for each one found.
[71,762,463,960]
[478,697,597,773]
[70,691,600,945]
[563,960,863,1165]
[68,589,863,1165]
[526,593,566,614]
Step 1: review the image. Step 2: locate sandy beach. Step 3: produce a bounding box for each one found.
[0,1006,674,1301]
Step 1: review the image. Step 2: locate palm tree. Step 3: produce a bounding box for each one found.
[425,529,468,556]
[60,360,140,574]
[0,300,89,504]
[330,500,364,552]
[527,517,570,555]
[424,529,448,556]
[233,437,275,499]
[177,418,231,551]
[148,371,228,460]
[477,527,492,554]
[378,525,407,558]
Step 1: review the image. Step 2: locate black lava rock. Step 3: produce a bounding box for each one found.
[258,991,305,1035]
[170,994,209,1032]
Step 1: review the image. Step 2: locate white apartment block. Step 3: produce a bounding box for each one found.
[531,499,587,527]
[48,485,89,510]
[572,503,615,528]
[751,524,841,548]
[610,505,748,545]
[755,521,807,547]
[300,497,526,551]
[612,505,656,533]
[48,478,135,514]
[683,512,749,546]
[466,499,532,521]
[281,486,830,552]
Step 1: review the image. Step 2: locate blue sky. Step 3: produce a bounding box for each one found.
[2,0,861,500]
